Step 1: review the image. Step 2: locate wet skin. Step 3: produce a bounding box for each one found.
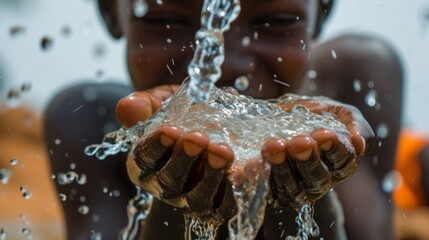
[101,0,375,237]
[44,0,401,239]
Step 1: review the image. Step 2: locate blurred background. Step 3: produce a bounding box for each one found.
[1,0,429,239]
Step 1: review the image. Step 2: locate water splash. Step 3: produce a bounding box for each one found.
[184,214,222,240]
[87,80,352,239]
[187,0,241,102]
[119,187,153,240]
[286,203,319,240]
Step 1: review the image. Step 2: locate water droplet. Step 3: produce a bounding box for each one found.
[7,89,20,107]
[164,221,169,226]
[307,70,317,79]
[376,123,389,139]
[80,196,86,202]
[23,192,32,199]
[353,79,362,92]
[234,76,250,91]
[156,0,164,5]
[92,214,100,222]
[365,89,378,107]
[1,169,12,184]
[382,170,402,193]
[132,0,148,18]
[112,190,121,197]
[102,187,109,193]
[77,174,87,185]
[166,38,172,44]
[241,36,250,47]
[90,232,102,240]
[368,81,374,89]
[9,158,18,166]
[70,163,76,170]
[0,227,6,240]
[253,31,259,40]
[331,49,337,59]
[20,186,27,192]
[277,57,283,62]
[59,193,67,201]
[78,205,90,215]
[10,25,26,37]
[20,82,31,93]
[21,228,32,239]
[292,105,311,116]
[61,25,71,37]
[54,139,62,145]
[41,36,53,51]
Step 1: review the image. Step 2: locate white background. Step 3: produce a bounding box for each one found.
[1,0,429,132]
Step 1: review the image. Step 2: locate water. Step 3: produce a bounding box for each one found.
[0,169,12,184]
[87,80,353,239]
[85,0,352,239]
[186,0,241,103]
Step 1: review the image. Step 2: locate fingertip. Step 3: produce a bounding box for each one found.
[287,136,316,161]
[116,92,153,128]
[262,138,287,165]
[311,129,336,151]
[351,132,366,156]
[182,131,209,157]
[207,143,234,169]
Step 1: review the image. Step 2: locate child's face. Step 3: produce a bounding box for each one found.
[111,0,322,99]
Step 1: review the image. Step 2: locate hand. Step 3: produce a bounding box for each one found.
[117,85,238,219]
[262,96,375,208]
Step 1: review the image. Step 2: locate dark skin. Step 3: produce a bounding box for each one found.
[45,0,402,239]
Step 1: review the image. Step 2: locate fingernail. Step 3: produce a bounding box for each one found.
[319,140,333,151]
[293,149,313,161]
[208,152,229,169]
[160,133,175,147]
[183,139,204,157]
[268,150,286,165]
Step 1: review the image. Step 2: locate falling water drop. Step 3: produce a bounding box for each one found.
[132,0,148,18]
[307,70,317,79]
[9,158,18,166]
[7,89,20,107]
[0,228,6,240]
[78,205,90,215]
[331,49,337,59]
[21,228,32,239]
[90,232,103,240]
[365,89,378,107]
[59,193,67,201]
[0,169,12,185]
[376,123,389,139]
[353,79,362,92]
[41,36,53,51]
[234,76,250,91]
[10,25,26,37]
[241,36,250,47]
[382,170,402,193]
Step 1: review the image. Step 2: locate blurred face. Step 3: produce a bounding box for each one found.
[116,0,317,99]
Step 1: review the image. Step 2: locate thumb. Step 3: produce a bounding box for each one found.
[116,85,179,128]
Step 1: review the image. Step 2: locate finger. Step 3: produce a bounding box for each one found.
[312,129,358,182]
[157,131,209,199]
[186,143,233,213]
[263,138,305,207]
[287,136,331,201]
[116,85,179,128]
[133,125,184,178]
[217,179,237,219]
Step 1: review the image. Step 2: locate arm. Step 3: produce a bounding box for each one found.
[44,82,134,239]
[301,34,404,239]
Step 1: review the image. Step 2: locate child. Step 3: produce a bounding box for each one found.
[45,0,402,239]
